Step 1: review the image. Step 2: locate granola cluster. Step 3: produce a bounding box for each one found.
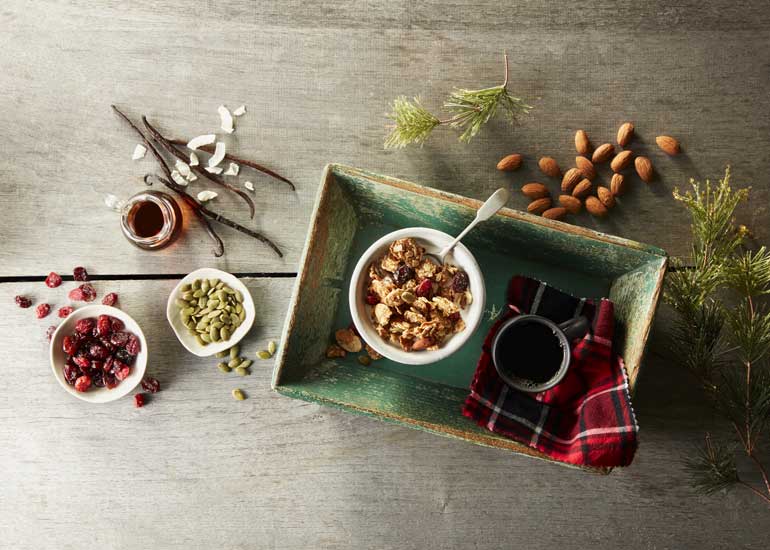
[365,237,472,352]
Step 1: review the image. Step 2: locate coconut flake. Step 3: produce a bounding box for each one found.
[207,141,226,168]
[187,134,216,150]
[132,144,147,160]
[186,171,197,182]
[205,166,223,175]
[171,170,188,186]
[189,152,199,166]
[233,105,247,117]
[224,162,240,176]
[244,181,255,191]
[175,160,191,177]
[197,190,218,202]
[104,194,124,211]
[218,105,234,134]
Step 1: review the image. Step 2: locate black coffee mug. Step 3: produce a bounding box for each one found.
[491,314,589,393]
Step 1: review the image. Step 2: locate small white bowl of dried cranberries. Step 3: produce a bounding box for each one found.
[49,305,148,403]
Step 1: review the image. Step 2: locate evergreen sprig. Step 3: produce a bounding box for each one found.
[666,167,770,504]
[384,52,531,148]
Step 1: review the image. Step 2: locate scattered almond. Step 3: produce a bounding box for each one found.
[558,195,582,214]
[591,143,615,164]
[610,150,634,172]
[561,168,582,192]
[335,328,362,353]
[521,182,550,199]
[572,179,593,199]
[575,156,596,180]
[597,186,615,208]
[543,207,567,220]
[610,173,626,196]
[617,122,634,147]
[635,156,654,182]
[585,196,608,217]
[575,130,592,155]
[656,135,681,156]
[527,197,552,215]
[497,153,523,171]
[538,156,561,178]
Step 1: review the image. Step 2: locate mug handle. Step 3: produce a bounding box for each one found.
[558,316,589,341]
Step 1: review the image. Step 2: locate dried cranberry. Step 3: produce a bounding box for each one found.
[103,356,114,372]
[141,377,160,393]
[101,292,118,306]
[115,348,135,365]
[415,279,433,298]
[91,370,105,387]
[125,334,141,355]
[74,375,92,392]
[110,331,130,347]
[366,293,380,305]
[134,393,146,408]
[63,364,81,385]
[88,343,108,360]
[110,317,125,332]
[451,271,469,292]
[80,284,96,302]
[62,335,79,355]
[73,266,89,281]
[103,371,118,389]
[45,272,63,288]
[68,287,85,301]
[36,303,51,319]
[15,295,32,308]
[96,315,112,336]
[46,325,57,341]
[58,306,74,318]
[393,264,415,286]
[73,354,91,369]
[90,360,104,371]
[448,312,461,322]
[75,318,95,334]
[114,365,131,381]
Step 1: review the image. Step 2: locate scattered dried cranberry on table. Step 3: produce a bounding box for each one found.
[134,393,146,408]
[15,296,32,308]
[141,377,160,393]
[46,325,57,341]
[45,272,62,288]
[58,306,74,318]
[61,314,141,392]
[73,266,89,281]
[101,292,118,306]
[35,303,51,319]
[68,283,96,302]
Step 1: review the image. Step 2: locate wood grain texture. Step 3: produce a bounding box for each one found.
[1,279,768,549]
[1,1,769,275]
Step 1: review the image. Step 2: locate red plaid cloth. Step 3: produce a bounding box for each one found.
[462,276,638,468]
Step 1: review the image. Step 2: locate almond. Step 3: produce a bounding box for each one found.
[592,143,615,164]
[538,156,561,178]
[575,156,596,180]
[572,179,593,199]
[527,197,552,215]
[497,153,523,171]
[561,168,582,192]
[559,194,582,214]
[585,196,608,217]
[597,186,615,208]
[610,173,626,196]
[521,182,549,199]
[617,122,634,147]
[575,130,592,155]
[635,156,654,182]
[656,135,681,156]
[610,150,633,172]
[543,207,567,220]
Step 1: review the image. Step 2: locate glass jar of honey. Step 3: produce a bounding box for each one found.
[120,191,182,250]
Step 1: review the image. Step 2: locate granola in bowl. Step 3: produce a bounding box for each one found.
[365,237,472,352]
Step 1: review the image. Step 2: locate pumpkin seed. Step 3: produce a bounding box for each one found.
[220,327,230,341]
[230,345,240,359]
[174,299,187,308]
[216,281,224,289]
[207,310,222,319]
[209,326,220,342]
[268,340,277,355]
[217,362,231,373]
[182,307,195,316]
[257,350,271,360]
[232,388,246,400]
[235,366,248,376]
[192,289,205,298]
[234,290,243,303]
[192,279,201,290]
[181,283,192,292]
[235,304,243,314]
[200,333,212,343]
[237,359,253,370]
[201,280,210,293]
[209,278,219,288]
[239,310,246,322]
[197,296,207,308]
[195,335,207,346]
[401,291,416,304]
[216,350,229,358]
[228,357,241,368]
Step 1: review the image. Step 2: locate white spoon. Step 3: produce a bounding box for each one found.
[430,187,510,264]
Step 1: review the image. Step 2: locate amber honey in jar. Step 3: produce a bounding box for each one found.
[120,191,182,250]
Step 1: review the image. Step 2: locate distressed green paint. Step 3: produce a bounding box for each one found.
[273,164,667,469]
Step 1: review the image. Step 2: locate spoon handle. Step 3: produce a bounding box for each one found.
[439,188,510,258]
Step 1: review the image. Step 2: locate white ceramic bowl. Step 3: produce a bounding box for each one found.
[349,227,486,365]
[50,305,148,403]
[166,268,255,357]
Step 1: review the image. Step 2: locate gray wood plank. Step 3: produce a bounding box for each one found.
[1,279,768,549]
[1,1,769,275]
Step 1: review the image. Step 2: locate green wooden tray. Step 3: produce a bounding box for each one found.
[273,164,667,468]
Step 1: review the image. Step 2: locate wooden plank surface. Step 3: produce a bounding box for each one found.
[0,279,767,549]
[1,1,769,275]
[2,0,770,548]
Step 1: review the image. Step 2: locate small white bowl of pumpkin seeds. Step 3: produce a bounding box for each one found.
[166,268,255,357]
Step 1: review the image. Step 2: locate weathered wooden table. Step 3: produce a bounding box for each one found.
[1,2,768,548]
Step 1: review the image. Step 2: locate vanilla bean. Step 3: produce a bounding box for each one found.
[112,106,172,180]
[170,139,295,191]
[142,117,256,219]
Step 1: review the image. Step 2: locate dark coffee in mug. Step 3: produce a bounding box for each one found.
[495,319,566,384]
